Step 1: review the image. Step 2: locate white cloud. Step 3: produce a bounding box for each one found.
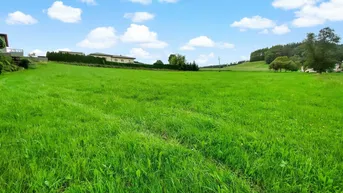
[217,42,235,49]
[272,0,317,10]
[159,0,179,3]
[121,24,168,49]
[121,24,157,43]
[231,16,275,30]
[77,27,117,49]
[188,36,215,47]
[195,52,215,65]
[129,48,153,59]
[81,0,96,5]
[292,0,343,27]
[180,36,234,50]
[272,24,291,35]
[124,12,155,23]
[47,1,82,23]
[6,11,37,25]
[129,0,152,5]
[30,49,46,57]
[180,45,195,51]
[259,29,269,34]
[292,16,325,27]
[140,41,168,49]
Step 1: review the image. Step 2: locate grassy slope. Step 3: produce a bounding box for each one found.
[1,62,343,192]
[202,61,269,71]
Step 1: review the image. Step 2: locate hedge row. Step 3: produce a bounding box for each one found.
[46,52,199,71]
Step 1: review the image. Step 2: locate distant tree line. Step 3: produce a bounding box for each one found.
[47,52,199,71]
[250,27,343,73]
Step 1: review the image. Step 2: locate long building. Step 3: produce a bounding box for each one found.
[89,53,136,63]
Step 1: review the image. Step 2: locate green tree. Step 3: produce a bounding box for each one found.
[168,54,176,64]
[265,45,284,64]
[169,54,186,66]
[0,38,6,49]
[153,60,164,66]
[304,27,341,73]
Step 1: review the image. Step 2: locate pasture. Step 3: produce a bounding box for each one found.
[0,62,342,192]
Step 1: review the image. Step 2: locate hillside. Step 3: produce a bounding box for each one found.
[1,62,343,192]
[202,61,269,71]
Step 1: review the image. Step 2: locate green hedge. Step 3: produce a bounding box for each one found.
[46,52,199,71]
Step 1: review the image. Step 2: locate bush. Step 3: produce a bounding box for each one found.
[18,59,30,69]
[270,56,299,72]
[0,54,19,73]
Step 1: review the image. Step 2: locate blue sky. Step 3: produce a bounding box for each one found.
[1,0,343,66]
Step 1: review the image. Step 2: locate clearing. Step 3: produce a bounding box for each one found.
[0,62,342,192]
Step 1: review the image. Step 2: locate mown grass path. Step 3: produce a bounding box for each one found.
[1,63,342,192]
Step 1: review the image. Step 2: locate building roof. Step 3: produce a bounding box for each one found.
[89,52,136,59]
[0,34,9,47]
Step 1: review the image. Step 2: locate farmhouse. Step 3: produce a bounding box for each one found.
[0,33,24,57]
[59,51,85,56]
[89,53,135,63]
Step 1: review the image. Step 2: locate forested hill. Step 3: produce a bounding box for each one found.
[250,43,343,64]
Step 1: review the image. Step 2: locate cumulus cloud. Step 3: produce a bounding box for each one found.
[195,52,215,65]
[47,1,82,23]
[180,45,195,51]
[272,0,317,10]
[77,27,117,49]
[140,41,168,49]
[180,36,234,50]
[292,0,343,27]
[129,0,152,5]
[217,42,235,49]
[29,49,46,57]
[129,48,153,59]
[231,16,276,30]
[121,24,168,49]
[124,12,155,23]
[272,24,291,35]
[81,0,96,5]
[259,29,269,34]
[6,11,37,25]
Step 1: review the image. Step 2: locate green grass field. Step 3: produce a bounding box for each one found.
[201,61,270,71]
[1,62,343,192]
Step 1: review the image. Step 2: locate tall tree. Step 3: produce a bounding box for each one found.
[168,54,186,66]
[153,60,164,66]
[168,54,176,64]
[304,27,341,73]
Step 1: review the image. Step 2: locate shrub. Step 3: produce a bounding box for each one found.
[0,54,19,72]
[19,59,30,69]
[270,56,299,72]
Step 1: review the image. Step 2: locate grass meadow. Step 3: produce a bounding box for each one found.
[0,62,343,192]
